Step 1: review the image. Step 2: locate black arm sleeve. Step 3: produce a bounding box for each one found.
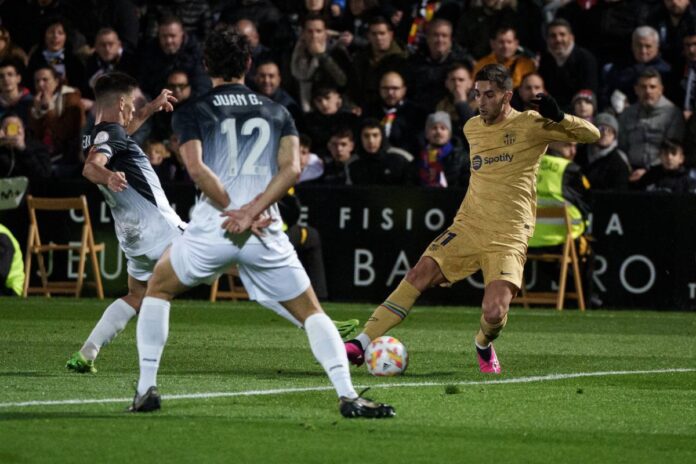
[562,162,591,218]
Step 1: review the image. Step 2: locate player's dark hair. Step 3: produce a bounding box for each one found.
[94,71,138,100]
[204,27,251,81]
[547,18,572,35]
[475,64,513,91]
[638,66,662,84]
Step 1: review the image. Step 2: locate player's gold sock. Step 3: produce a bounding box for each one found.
[475,313,508,347]
[362,280,421,342]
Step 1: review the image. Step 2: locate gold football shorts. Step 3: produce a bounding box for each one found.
[422,222,528,288]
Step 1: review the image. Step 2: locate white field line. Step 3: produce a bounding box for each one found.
[0,368,693,409]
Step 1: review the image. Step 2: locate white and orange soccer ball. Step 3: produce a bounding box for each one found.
[365,336,408,377]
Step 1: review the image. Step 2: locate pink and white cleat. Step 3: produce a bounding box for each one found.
[345,340,365,366]
[477,344,501,374]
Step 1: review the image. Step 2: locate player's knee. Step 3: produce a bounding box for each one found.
[405,257,444,291]
[123,293,145,312]
[482,299,508,324]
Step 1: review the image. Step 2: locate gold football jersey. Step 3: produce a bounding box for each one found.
[456,109,600,236]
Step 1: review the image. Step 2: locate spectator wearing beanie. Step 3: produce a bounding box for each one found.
[571,89,596,123]
[416,111,468,188]
[575,112,630,191]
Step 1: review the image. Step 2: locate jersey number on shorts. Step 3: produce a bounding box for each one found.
[221,117,271,176]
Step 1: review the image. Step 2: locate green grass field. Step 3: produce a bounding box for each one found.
[0,297,694,463]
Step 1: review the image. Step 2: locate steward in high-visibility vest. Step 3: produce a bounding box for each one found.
[529,154,590,247]
[0,223,25,296]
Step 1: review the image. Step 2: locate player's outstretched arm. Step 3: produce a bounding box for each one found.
[180,139,231,210]
[83,146,127,192]
[126,89,177,135]
[531,93,600,144]
[220,135,300,234]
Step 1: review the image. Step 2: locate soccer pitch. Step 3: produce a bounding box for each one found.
[1,298,694,463]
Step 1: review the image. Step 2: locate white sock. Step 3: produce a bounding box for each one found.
[257,300,303,329]
[80,299,137,361]
[304,313,357,399]
[355,333,372,351]
[136,297,170,396]
[475,340,491,350]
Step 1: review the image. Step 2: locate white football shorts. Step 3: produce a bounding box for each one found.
[126,239,173,282]
[170,231,310,302]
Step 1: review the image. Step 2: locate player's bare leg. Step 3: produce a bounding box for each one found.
[475,280,516,374]
[346,256,447,365]
[67,275,146,373]
[282,287,395,418]
[129,248,189,412]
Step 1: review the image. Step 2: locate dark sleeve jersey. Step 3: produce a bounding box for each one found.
[82,122,184,256]
[172,83,298,211]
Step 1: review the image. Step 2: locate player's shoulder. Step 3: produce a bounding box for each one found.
[463,115,482,131]
[92,122,127,144]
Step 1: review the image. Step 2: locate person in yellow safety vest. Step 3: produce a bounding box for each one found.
[529,141,590,248]
[0,223,24,296]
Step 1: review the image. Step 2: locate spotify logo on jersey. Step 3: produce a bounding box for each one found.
[472,155,482,170]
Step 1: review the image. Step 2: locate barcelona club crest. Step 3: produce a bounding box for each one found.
[503,132,515,145]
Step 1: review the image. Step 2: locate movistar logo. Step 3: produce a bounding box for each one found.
[472,153,514,170]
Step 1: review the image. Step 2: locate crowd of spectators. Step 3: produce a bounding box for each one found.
[1,0,696,194]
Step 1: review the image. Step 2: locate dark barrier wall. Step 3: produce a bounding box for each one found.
[2,180,694,310]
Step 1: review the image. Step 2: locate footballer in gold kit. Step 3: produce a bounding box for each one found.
[345,64,600,373]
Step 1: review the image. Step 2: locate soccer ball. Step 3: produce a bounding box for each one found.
[365,336,408,377]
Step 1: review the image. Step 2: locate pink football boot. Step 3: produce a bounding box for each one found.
[477,344,501,374]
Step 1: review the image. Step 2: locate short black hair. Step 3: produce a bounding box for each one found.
[34,65,61,81]
[302,12,327,29]
[660,138,683,154]
[547,18,572,35]
[638,67,662,83]
[256,57,280,70]
[158,15,183,29]
[94,71,138,101]
[312,85,339,101]
[1,111,21,124]
[0,58,23,75]
[491,24,517,40]
[360,118,383,133]
[367,15,393,31]
[95,27,118,39]
[204,27,251,81]
[299,133,312,148]
[330,126,354,141]
[446,61,472,76]
[474,64,513,91]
